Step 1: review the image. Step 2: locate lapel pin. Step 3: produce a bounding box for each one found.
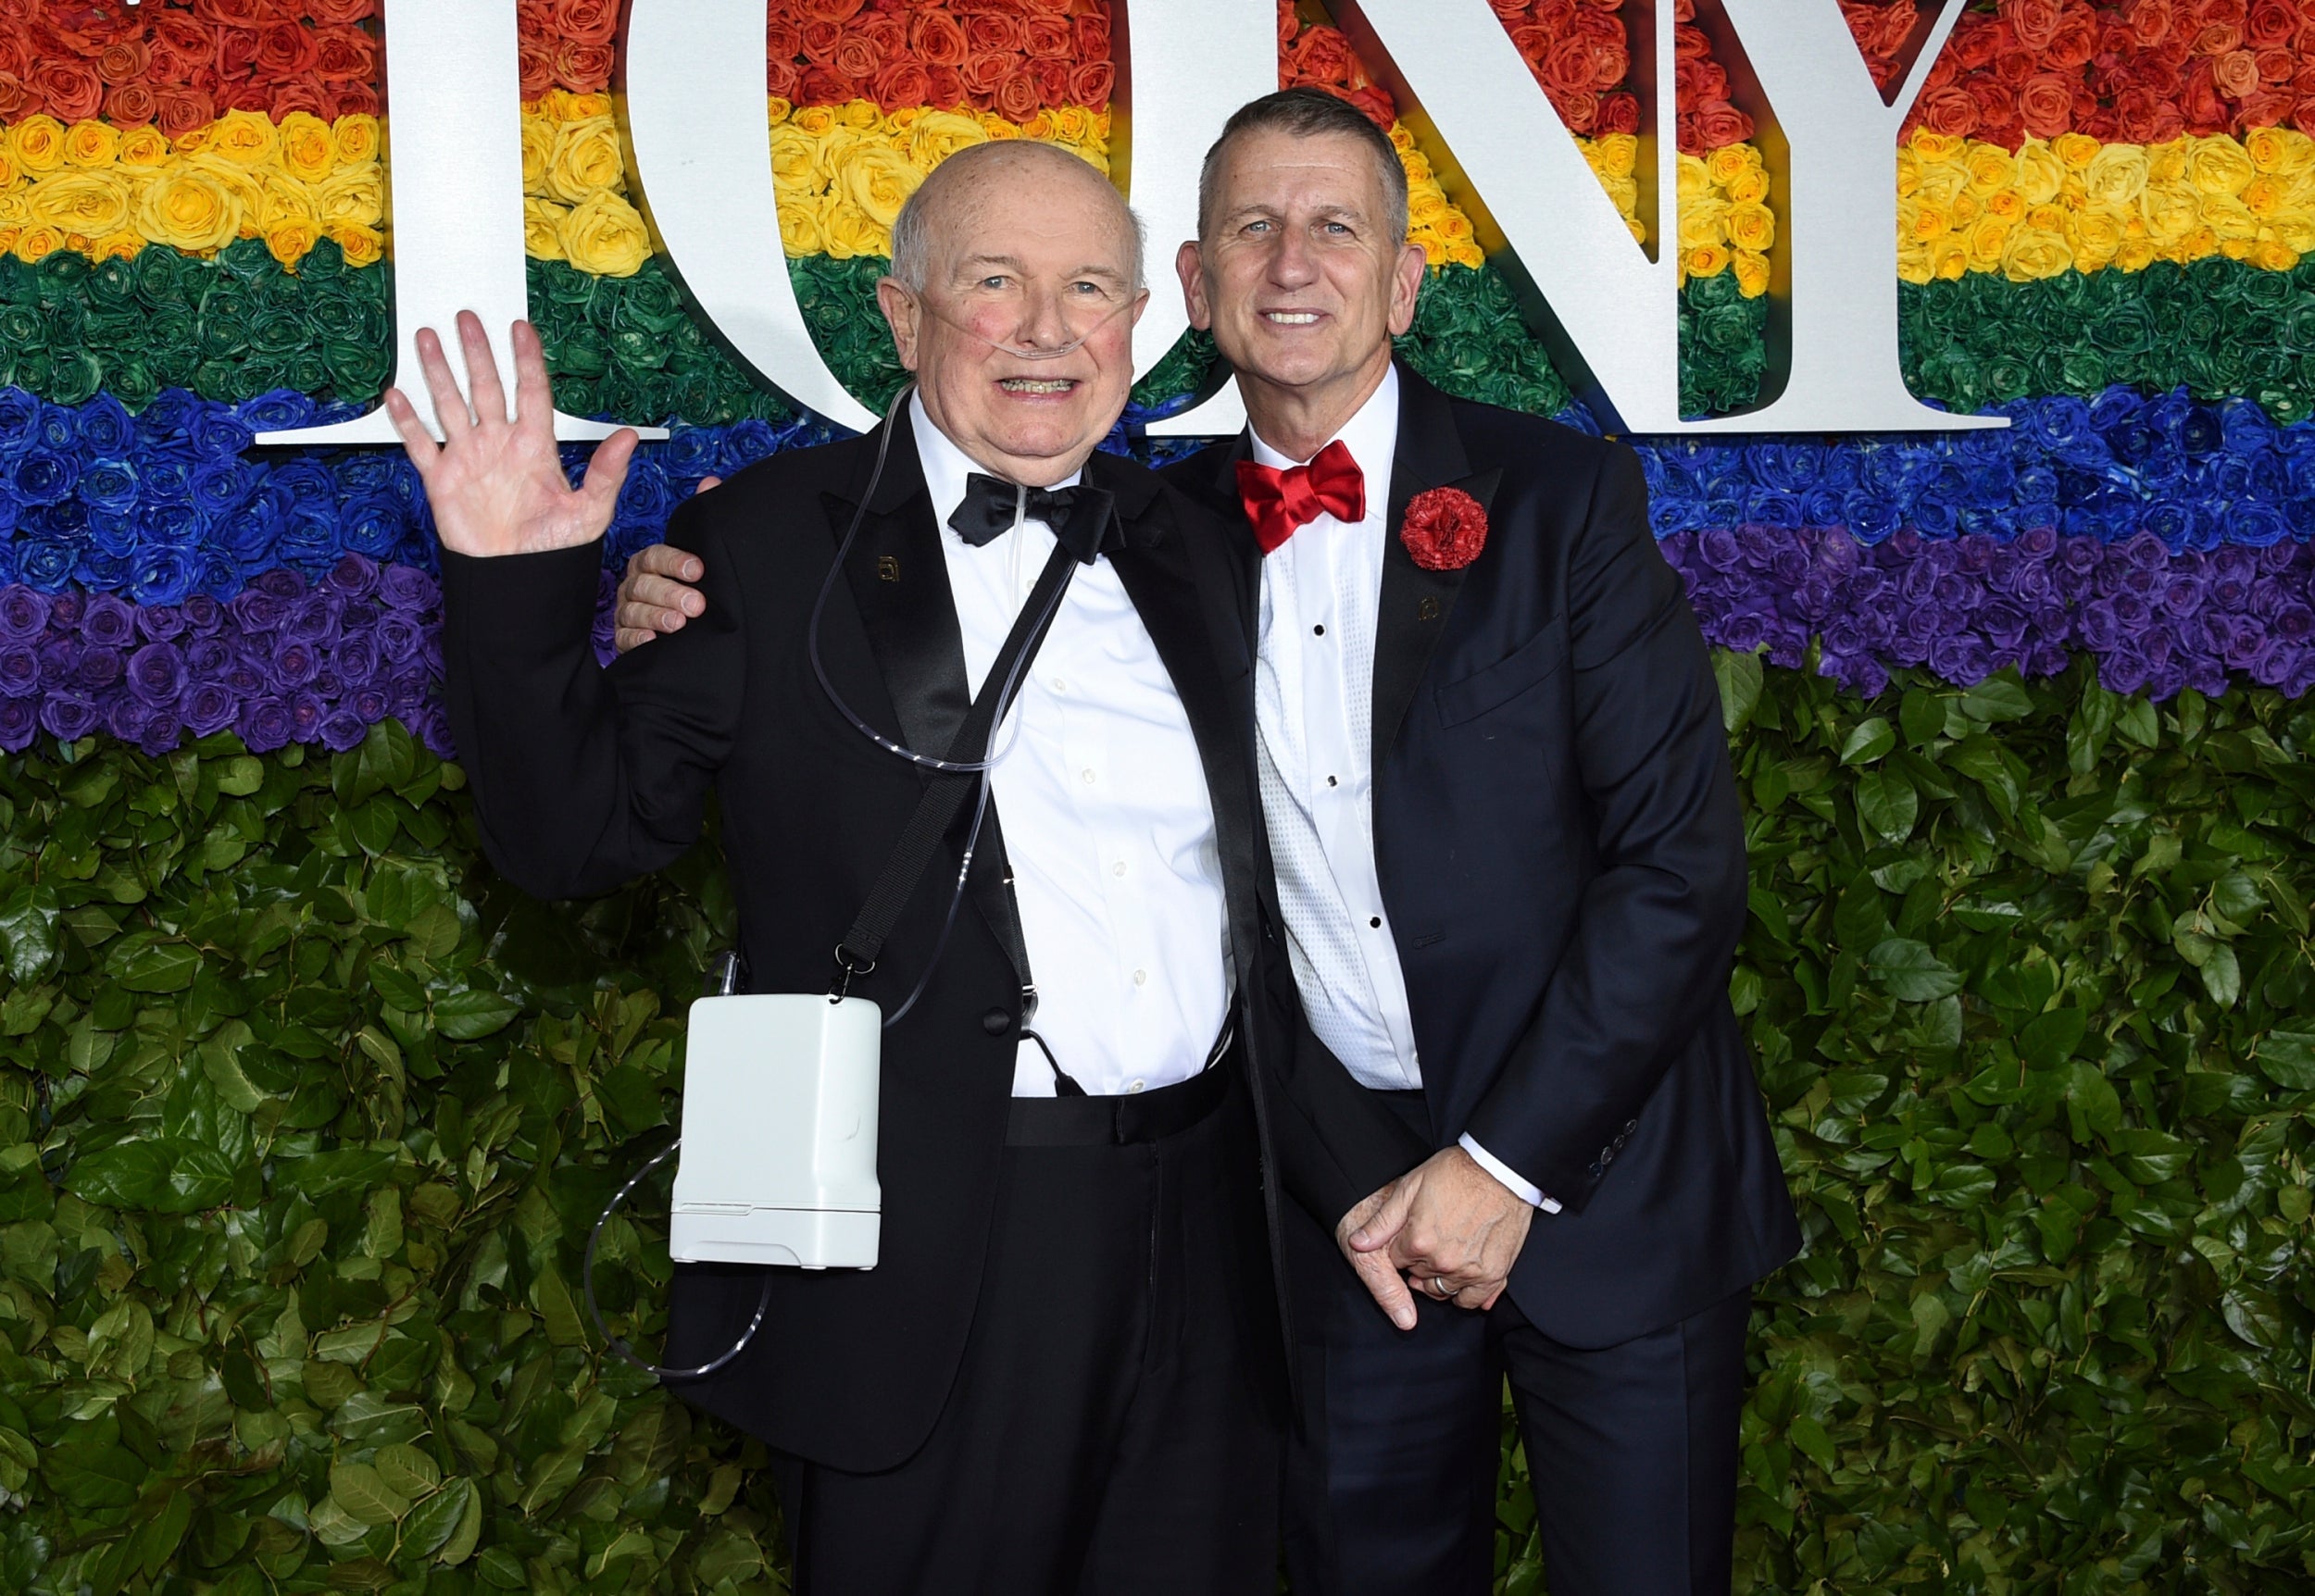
[877,555,901,582]
[1417,596,1441,621]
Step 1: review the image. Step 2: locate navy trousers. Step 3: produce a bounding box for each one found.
[1281,1096,1752,1596]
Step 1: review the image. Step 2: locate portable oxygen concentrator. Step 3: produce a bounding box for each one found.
[666,993,883,1269]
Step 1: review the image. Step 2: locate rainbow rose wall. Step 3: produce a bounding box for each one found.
[0,0,2310,1590]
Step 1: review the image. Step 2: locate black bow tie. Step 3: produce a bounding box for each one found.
[948,473,1119,565]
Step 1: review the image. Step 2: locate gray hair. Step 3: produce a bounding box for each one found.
[1197,87,1409,246]
[889,141,1147,293]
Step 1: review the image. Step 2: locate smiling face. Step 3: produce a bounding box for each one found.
[877,145,1147,487]
[1179,126,1427,455]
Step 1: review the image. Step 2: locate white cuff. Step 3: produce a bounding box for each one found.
[1459,1134,1561,1214]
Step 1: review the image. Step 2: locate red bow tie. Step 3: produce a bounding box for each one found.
[1235,440,1367,555]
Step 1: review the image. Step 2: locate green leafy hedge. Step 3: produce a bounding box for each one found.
[1,663,2309,1594]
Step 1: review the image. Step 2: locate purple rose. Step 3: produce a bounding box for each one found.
[0,587,50,643]
[79,592,135,649]
[351,685,392,722]
[239,696,293,753]
[136,605,189,643]
[186,637,233,680]
[256,568,307,602]
[228,587,288,634]
[77,647,125,692]
[377,565,440,613]
[288,692,326,742]
[181,680,237,737]
[40,692,100,742]
[181,593,225,635]
[375,613,425,665]
[2274,603,2313,642]
[0,697,36,753]
[104,694,149,745]
[269,641,319,691]
[391,670,432,717]
[285,593,341,644]
[319,708,369,753]
[128,642,188,708]
[325,554,382,601]
[333,634,380,686]
[0,645,37,698]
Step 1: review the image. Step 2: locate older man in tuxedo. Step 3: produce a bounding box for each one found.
[394,140,1285,1595]
[616,90,1800,1596]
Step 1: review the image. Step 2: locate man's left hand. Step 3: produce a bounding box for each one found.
[1346,1147,1534,1312]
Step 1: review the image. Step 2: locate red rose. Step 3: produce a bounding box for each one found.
[554,39,614,92]
[1074,15,1110,62]
[831,32,880,81]
[799,19,842,65]
[220,75,273,113]
[1020,16,1070,58]
[797,65,859,103]
[2180,56,2231,129]
[2247,0,2300,44]
[519,40,556,98]
[104,81,157,124]
[1691,97,1753,148]
[1549,88,1601,134]
[269,74,332,118]
[1676,56,1729,106]
[552,0,620,45]
[2194,20,2245,55]
[2016,69,2078,135]
[2046,10,2098,66]
[1949,17,2003,69]
[767,58,802,99]
[95,39,149,85]
[767,20,803,61]
[0,73,28,120]
[912,12,969,66]
[2214,46,2262,94]
[2234,84,2296,126]
[194,0,263,24]
[217,27,259,78]
[1999,0,2067,52]
[1595,90,1640,134]
[966,15,1022,54]
[2127,0,2177,46]
[1030,56,1070,105]
[1489,0,1531,17]
[254,21,319,77]
[1991,46,2039,87]
[2113,81,2185,140]
[313,26,376,81]
[31,60,102,121]
[795,0,867,21]
[147,13,214,75]
[1345,82,1397,128]
[958,51,1013,96]
[307,0,379,21]
[924,62,967,106]
[859,14,907,56]
[1070,60,1113,106]
[995,65,1041,120]
[1401,488,1488,573]
[1278,0,1299,50]
[1673,19,1711,61]
[2259,44,2297,81]
[1292,27,1357,88]
[2296,94,2315,135]
[149,81,211,137]
[870,58,931,107]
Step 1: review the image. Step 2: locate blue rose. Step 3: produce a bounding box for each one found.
[341,493,410,560]
[2231,503,2290,547]
[236,389,318,435]
[136,389,206,446]
[0,390,41,457]
[190,458,256,519]
[14,541,74,591]
[188,407,255,462]
[79,458,140,516]
[73,548,131,588]
[137,450,198,505]
[720,418,784,473]
[10,450,80,507]
[128,546,198,607]
[661,427,724,480]
[74,393,135,458]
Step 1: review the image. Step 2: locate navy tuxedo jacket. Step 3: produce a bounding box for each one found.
[1169,366,1799,1349]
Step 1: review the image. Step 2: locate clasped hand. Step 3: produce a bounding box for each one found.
[1335,1147,1534,1330]
[384,311,638,559]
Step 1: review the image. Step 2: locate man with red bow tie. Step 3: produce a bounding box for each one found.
[615,89,1796,1596]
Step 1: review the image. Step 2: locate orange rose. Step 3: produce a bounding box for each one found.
[31,63,102,123]
[959,53,1012,98]
[1074,15,1110,62]
[996,68,1042,122]
[552,0,620,45]
[554,40,615,94]
[913,13,970,67]
[768,20,805,62]
[519,41,556,99]
[796,0,867,19]
[967,16,1023,54]
[313,26,377,81]
[1070,62,1113,107]
[925,64,967,108]
[874,61,932,109]
[307,0,379,19]
[767,60,802,100]
[799,20,844,64]
[95,41,150,86]
[155,87,218,141]
[2212,49,2260,98]
[2016,71,2079,138]
[832,34,880,81]
[1022,17,1072,58]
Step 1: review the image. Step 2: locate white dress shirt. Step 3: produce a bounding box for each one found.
[912,399,1231,1098]
[1251,369,1557,1210]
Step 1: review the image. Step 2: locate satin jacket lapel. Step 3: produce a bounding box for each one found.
[828,426,970,760]
[1102,462,1263,988]
[1370,366,1497,777]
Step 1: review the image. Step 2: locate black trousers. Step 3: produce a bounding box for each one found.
[773,1062,1282,1596]
[1282,1094,1751,1596]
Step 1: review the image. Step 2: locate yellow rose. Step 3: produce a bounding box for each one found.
[1732,249,1771,297]
[2050,131,2100,171]
[137,164,243,253]
[1408,188,1449,227]
[2196,192,2258,241]
[1897,244,1933,285]
[12,225,64,262]
[2115,235,2156,271]
[1048,106,1094,145]
[1723,166,1771,206]
[792,105,839,137]
[2242,174,2289,218]
[2065,206,2123,268]
[91,229,143,262]
[521,113,556,196]
[906,110,988,173]
[1599,174,1639,219]
[1905,200,1949,243]
[254,170,319,231]
[546,115,627,205]
[1725,200,1774,253]
[1895,147,1921,198]
[2253,234,2300,269]
[2277,212,2315,253]
[318,164,385,229]
[1963,143,2016,194]
[7,116,67,177]
[1676,155,1711,205]
[1432,208,1474,246]
[838,98,880,131]
[1678,195,1730,250]
[2187,136,2255,197]
[1909,131,1964,164]
[1682,243,1730,280]
[1949,190,1982,229]
[265,111,332,185]
[2024,201,2066,233]
[2140,181,2199,243]
[839,143,923,230]
[524,197,568,260]
[1450,240,1485,270]
[2001,227,2072,281]
[1415,234,1446,268]
[207,107,282,169]
[2147,142,2189,185]
[819,196,888,260]
[1705,143,1752,187]
[769,94,795,126]
[0,191,27,225]
[1388,123,1417,155]
[558,190,653,276]
[1021,111,1057,142]
[1930,237,1969,281]
[2170,222,2220,261]
[2011,140,2063,205]
[118,127,170,169]
[267,218,322,267]
[770,123,830,195]
[30,169,131,236]
[0,153,16,193]
[1594,133,1638,180]
[2079,143,2147,210]
[978,114,1023,142]
[326,222,383,268]
[564,92,612,121]
[1965,215,2012,270]
[61,119,119,169]
[1985,188,2025,221]
[2219,234,2257,262]
[2245,125,2315,177]
[776,193,825,256]
[1913,162,1967,210]
[333,115,382,166]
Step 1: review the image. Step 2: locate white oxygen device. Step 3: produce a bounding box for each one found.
[668,993,882,1269]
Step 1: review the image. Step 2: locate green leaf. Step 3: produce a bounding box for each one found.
[1788,1412,1837,1474]
[2254,1031,2315,1091]
[65,1141,173,1209]
[106,934,201,992]
[1898,688,1946,748]
[0,885,59,983]
[1712,647,1763,734]
[1838,717,1896,766]
[2019,1008,2088,1069]
[373,1441,441,1499]
[213,755,264,795]
[433,989,522,1041]
[438,1477,483,1565]
[1854,767,1918,843]
[1959,677,2033,723]
[329,1461,411,1528]
[1864,938,1963,1002]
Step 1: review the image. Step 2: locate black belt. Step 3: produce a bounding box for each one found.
[1006,1034,1237,1148]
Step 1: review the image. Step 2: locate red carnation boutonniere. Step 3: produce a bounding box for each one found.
[1400,486,1489,572]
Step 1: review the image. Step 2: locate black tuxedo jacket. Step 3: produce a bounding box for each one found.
[440,427,1288,1471]
[1169,366,1800,1350]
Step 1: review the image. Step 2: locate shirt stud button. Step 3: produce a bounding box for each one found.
[1126,1079,1146,1094]
[1133,969,1148,987]
[1369,916,1382,929]
[1326,775,1339,788]
[1112,861,1128,878]
[1313,624,1326,636]
[1081,768,1096,784]
[981,1008,1012,1036]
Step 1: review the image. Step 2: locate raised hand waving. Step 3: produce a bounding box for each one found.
[384,310,638,560]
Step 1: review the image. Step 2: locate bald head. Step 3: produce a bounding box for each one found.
[889,140,1146,293]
